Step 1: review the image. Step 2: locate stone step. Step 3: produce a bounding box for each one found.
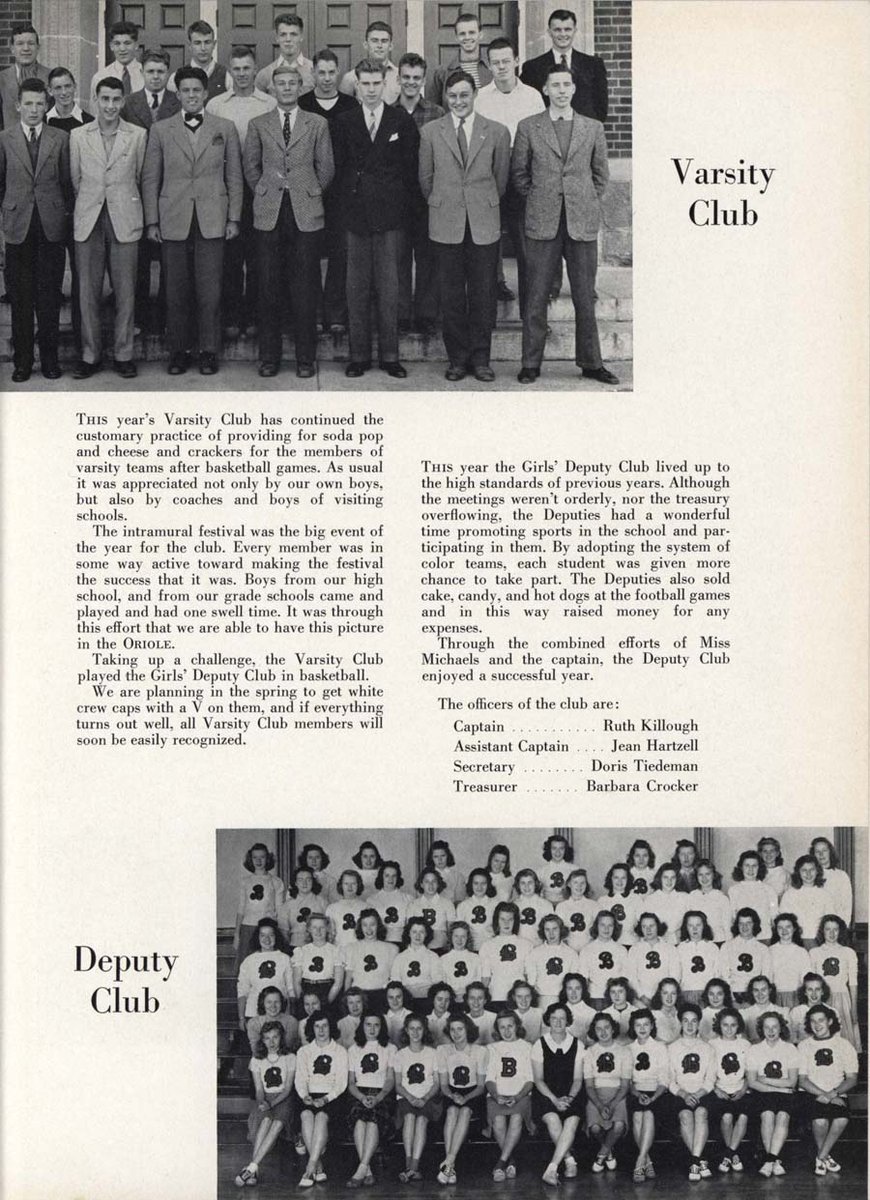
[0,263,632,365]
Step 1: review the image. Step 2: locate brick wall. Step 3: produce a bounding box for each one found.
[595,0,632,159]
[0,0,34,68]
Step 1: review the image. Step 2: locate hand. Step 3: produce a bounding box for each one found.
[817,1094,831,1105]
[555,1097,570,1112]
[600,1104,611,1120]
[363,1096,375,1109]
[258,1101,269,1113]
[454,1094,466,1107]
[412,1097,424,1109]
[146,224,162,244]
[238,1017,247,1032]
[686,1095,698,1109]
[830,1095,846,1107]
[504,1097,515,1108]
[225,220,239,241]
[638,1093,651,1107]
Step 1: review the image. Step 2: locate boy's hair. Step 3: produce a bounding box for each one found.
[108,21,140,41]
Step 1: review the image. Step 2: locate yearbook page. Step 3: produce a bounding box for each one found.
[1,3,867,1199]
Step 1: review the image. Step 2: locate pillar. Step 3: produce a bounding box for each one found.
[416,828,433,877]
[276,828,296,885]
[33,0,100,103]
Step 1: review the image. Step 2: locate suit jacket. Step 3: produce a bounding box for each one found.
[511,112,608,242]
[243,107,334,233]
[0,123,71,243]
[332,104,419,236]
[122,88,181,131]
[70,118,147,242]
[0,62,51,130]
[418,113,511,246]
[426,57,493,107]
[141,110,243,240]
[520,49,608,123]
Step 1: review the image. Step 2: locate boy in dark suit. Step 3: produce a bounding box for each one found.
[0,78,71,380]
[332,59,419,379]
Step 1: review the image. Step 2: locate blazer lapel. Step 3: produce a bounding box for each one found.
[193,113,218,161]
[10,124,34,175]
[438,117,463,167]
[265,108,285,151]
[565,115,586,162]
[107,124,130,168]
[464,117,487,171]
[170,113,195,161]
[288,107,309,149]
[539,113,564,160]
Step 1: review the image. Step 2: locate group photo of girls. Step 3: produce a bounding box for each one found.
[216,827,866,1196]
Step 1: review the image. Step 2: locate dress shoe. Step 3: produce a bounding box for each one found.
[258,361,279,378]
[168,352,189,375]
[517,367,539,384]
[41,361,62,380]
[223,324,240,339]
[379,361,407,379]
[445,364,467,382]
[345,361,371,378]
[114,360,137,379]
[73,360,103,380]
[496,281,516,301]
[11,365,32,382]
[582,366,619,385]
[328,321,347,334]
[473,364,495,382]
[199,351,218,375]
[296,361,316,379]
[416,319,438,336]
[397,319,413,333]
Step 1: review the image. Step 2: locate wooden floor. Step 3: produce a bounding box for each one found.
[217,1138,868,1199]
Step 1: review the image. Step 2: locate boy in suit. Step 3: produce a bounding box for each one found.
[141,66,243,375]
[519,8,608,122]
[0,77,71,380]
[122,50,180,334]
[333,59,419,379]
[91,21,144,107]
[511,65,617,385]
[0,23,50,130]
[418,71,511,382]
[244,63,333,378]
[70,77,146,379]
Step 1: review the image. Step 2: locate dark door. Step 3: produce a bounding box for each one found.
[424,1,518,70]
[216,1,315,67]
[312,1,407,78]
[105,1,199,74]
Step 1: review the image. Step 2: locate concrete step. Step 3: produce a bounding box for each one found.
[0,262,632,364]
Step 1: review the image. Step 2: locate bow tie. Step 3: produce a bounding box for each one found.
[184,113,204,129]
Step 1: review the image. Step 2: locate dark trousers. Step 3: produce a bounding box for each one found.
[222,183,257,331]
[6,212,65,369]
[523,210,602,369]
[437,223,499,368]
[161,211,224,355]
[321,196,347,328]
[257,193,321,365]
[398,206,439,325]
[346,228,400,364]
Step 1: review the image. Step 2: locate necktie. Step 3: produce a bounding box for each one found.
[27,125,38,168]
[368,110,377,141]
[457,116,468,165]
[561,54,570,70]
[150,92,159,111]
[283,110,292,145]
[122,65,131,95]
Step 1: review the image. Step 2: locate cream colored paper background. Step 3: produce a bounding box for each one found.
[2,3,868,1197]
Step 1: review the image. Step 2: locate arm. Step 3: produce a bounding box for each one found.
[315,120,335,192]
[133,126,146,184]
[327,962,345,1005]
[242,120,263,193]
[492,123,511,198]
[511,120,532,199]
[142,125,163,242]
[58,132,73,214]
[418,126,434,201]
[224,121,242,235]
[69,130,82,196]
[295,1049,311,1103]
[590,122,610,199]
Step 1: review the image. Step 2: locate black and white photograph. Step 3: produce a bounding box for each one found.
[217,827,868,1197]
[0,0,632,391]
